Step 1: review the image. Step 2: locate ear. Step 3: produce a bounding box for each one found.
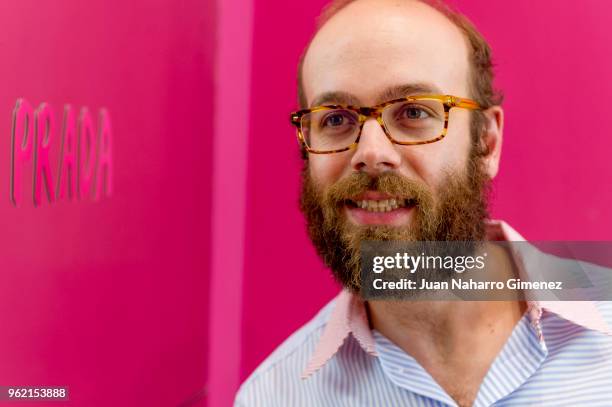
[479,106,504,179]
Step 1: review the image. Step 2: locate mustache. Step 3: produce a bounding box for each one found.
[324,171,435,208]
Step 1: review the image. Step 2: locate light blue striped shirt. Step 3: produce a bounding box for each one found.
[235,222,612,406]
[235,297,612,406]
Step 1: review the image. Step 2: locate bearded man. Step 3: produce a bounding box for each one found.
[235,1,612,406]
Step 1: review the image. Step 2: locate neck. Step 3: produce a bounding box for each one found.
[365,243,526,406]
[367,299,525,358]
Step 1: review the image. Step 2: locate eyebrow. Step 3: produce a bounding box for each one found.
[310,91,361,108]
[309,83,444,108]
[377,83,443,102]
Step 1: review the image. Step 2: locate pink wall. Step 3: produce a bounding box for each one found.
[240,0,612,385]
[0,1,215,406]
[3,0,612,405]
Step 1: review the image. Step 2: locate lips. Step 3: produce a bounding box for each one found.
[347,198,417,212]
[342,190,418,226]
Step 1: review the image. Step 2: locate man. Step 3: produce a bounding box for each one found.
[235,0,612,406]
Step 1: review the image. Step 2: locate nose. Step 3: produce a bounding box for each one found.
[350,118,401,175]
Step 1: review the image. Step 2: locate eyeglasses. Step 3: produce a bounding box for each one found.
[290,94,481,154]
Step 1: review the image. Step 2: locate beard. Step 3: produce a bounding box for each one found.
[299,145,491,295]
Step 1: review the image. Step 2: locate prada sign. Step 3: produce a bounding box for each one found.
[10,99,113,207]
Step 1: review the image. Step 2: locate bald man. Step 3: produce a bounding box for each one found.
[235,1,612,406]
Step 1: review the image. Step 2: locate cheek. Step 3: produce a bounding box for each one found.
[399,110,472,189]
[439,109,472,170]
[308,152,353,186]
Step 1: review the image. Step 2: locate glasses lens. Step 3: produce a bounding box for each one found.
[301,108,360,152]
[382,99,445,143]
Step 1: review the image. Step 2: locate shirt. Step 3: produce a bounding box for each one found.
[234,220,612,406]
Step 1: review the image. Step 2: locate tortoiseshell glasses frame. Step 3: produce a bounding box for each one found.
[290,94,481,154]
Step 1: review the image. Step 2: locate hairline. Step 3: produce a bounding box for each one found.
[298,0,487,109]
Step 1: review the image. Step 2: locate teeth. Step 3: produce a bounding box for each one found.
[353,198,411,212]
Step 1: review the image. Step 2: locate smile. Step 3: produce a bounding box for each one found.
[346,198,417,212]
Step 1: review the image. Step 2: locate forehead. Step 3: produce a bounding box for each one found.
[302,0,471,107]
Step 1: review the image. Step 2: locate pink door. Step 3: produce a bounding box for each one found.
[0,1,215,405]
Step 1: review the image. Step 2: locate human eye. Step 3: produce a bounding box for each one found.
[318,110,357,132]
[398,104,432,121]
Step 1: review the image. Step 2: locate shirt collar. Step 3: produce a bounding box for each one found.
[302,219,612,379]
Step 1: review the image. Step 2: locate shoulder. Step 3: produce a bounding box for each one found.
[234,295,338,406]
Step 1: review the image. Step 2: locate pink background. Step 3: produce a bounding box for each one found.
[1,0,612,406]
[0,0,214,406]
